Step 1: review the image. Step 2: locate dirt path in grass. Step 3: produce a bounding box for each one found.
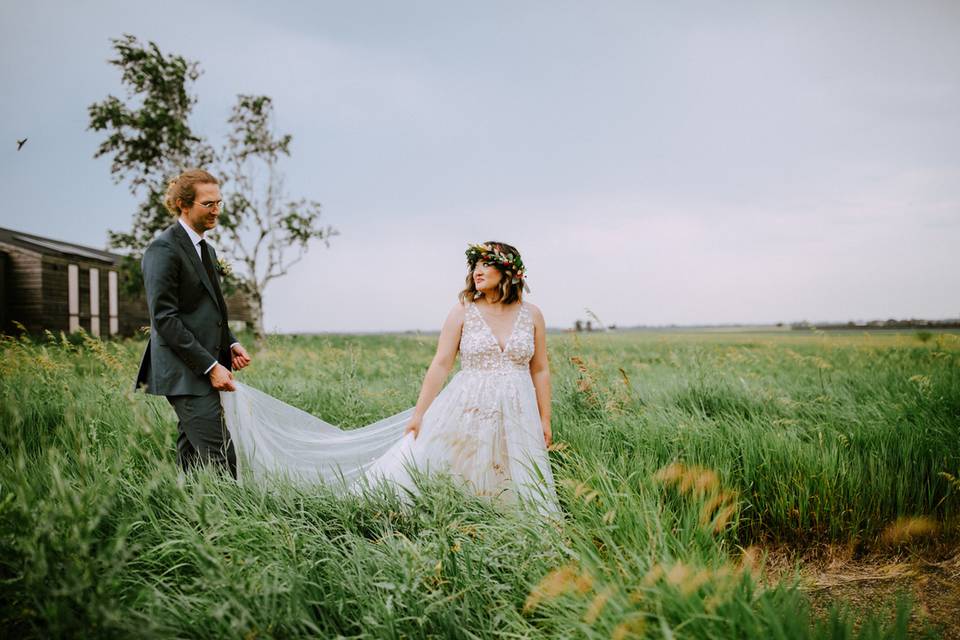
[762,545,960,638]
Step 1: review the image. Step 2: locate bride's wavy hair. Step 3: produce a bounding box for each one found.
[459,240,525,305]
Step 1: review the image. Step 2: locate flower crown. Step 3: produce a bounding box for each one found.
[465,243,531,292]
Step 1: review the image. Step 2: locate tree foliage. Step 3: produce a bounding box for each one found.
[88,34,214,254]
[88,34,335,336]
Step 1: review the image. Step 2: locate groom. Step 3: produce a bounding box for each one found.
[135,168,252,478]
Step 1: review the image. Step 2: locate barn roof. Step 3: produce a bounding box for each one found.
[0,227,119,265]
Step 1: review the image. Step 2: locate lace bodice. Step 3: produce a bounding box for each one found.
[459,301,534,373]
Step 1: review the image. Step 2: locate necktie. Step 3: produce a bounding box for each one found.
[198,239,228,316]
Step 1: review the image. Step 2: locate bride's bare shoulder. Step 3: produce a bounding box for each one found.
[524,301,545,323]
[445,302,468,324]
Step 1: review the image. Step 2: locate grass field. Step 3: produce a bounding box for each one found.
[1,328,958,638]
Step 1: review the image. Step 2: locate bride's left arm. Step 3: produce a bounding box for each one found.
[404,304,465,438]
[528,304,552,447]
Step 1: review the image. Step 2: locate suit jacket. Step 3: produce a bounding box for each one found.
[135,222,237,396]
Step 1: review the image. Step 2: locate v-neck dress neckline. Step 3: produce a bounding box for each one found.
[472,301,525,354]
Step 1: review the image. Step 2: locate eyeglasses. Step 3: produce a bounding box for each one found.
[193,200,223,210]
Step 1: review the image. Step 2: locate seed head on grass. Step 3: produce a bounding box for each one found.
[654,463,740,533]
[709,503,739,533]
[652,463,685,485]
[908,374,932,396]
[637,563,664,592]
[679,468,719,496]
[639,561,715,599]
[654,462,719,496]
[583,586,613,624]
[611,613,647,640]
[940,471,960,493]
[569,355,600,406]
[665,562,692,589]
[523,563,593,613]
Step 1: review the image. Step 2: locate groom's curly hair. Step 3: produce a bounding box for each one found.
[459,240,525,305]
[163,168,220,216]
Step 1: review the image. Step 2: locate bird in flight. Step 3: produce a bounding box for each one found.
[16,138,27,151]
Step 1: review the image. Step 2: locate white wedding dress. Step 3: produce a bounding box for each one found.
[220,301,559,517]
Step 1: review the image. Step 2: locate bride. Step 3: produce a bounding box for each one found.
[221,241,559,516]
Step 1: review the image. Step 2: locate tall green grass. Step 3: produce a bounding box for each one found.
[1,329,956,638]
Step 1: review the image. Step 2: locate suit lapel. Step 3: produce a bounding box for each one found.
[170,223,220,307]
[202,241,228,315]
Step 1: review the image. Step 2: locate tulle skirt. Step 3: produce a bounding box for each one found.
[220,369,559,517]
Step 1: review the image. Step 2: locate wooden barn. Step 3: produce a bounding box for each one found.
[0,227,252,338]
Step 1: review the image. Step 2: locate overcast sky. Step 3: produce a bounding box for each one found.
[1,1,958,332]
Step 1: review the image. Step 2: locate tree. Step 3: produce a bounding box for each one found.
[215,95,335,339]
[88,35,214,295]
[88,34,335,337]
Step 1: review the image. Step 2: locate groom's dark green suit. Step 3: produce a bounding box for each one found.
[135,220,238,476]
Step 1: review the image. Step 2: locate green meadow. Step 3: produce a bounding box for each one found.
[1,328,958,638]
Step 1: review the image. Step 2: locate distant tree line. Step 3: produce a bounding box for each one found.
[791,318,960,330]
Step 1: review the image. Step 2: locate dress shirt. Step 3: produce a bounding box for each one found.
[177,218,240,374]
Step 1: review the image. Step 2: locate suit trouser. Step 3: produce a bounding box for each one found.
[167,388,237,479]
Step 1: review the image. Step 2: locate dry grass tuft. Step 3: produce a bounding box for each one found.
[879,516,939,546]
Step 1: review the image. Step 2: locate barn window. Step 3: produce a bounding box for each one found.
[89,268,100,337]
[108,270,119,336]
[68,264,80,332]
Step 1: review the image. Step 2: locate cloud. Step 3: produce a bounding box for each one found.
[262,173,960,332]
[1,1,958,331]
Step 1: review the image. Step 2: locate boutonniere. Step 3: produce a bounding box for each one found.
[216,258,233,277]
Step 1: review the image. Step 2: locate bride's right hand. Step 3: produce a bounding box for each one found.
[404,416,422,439]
